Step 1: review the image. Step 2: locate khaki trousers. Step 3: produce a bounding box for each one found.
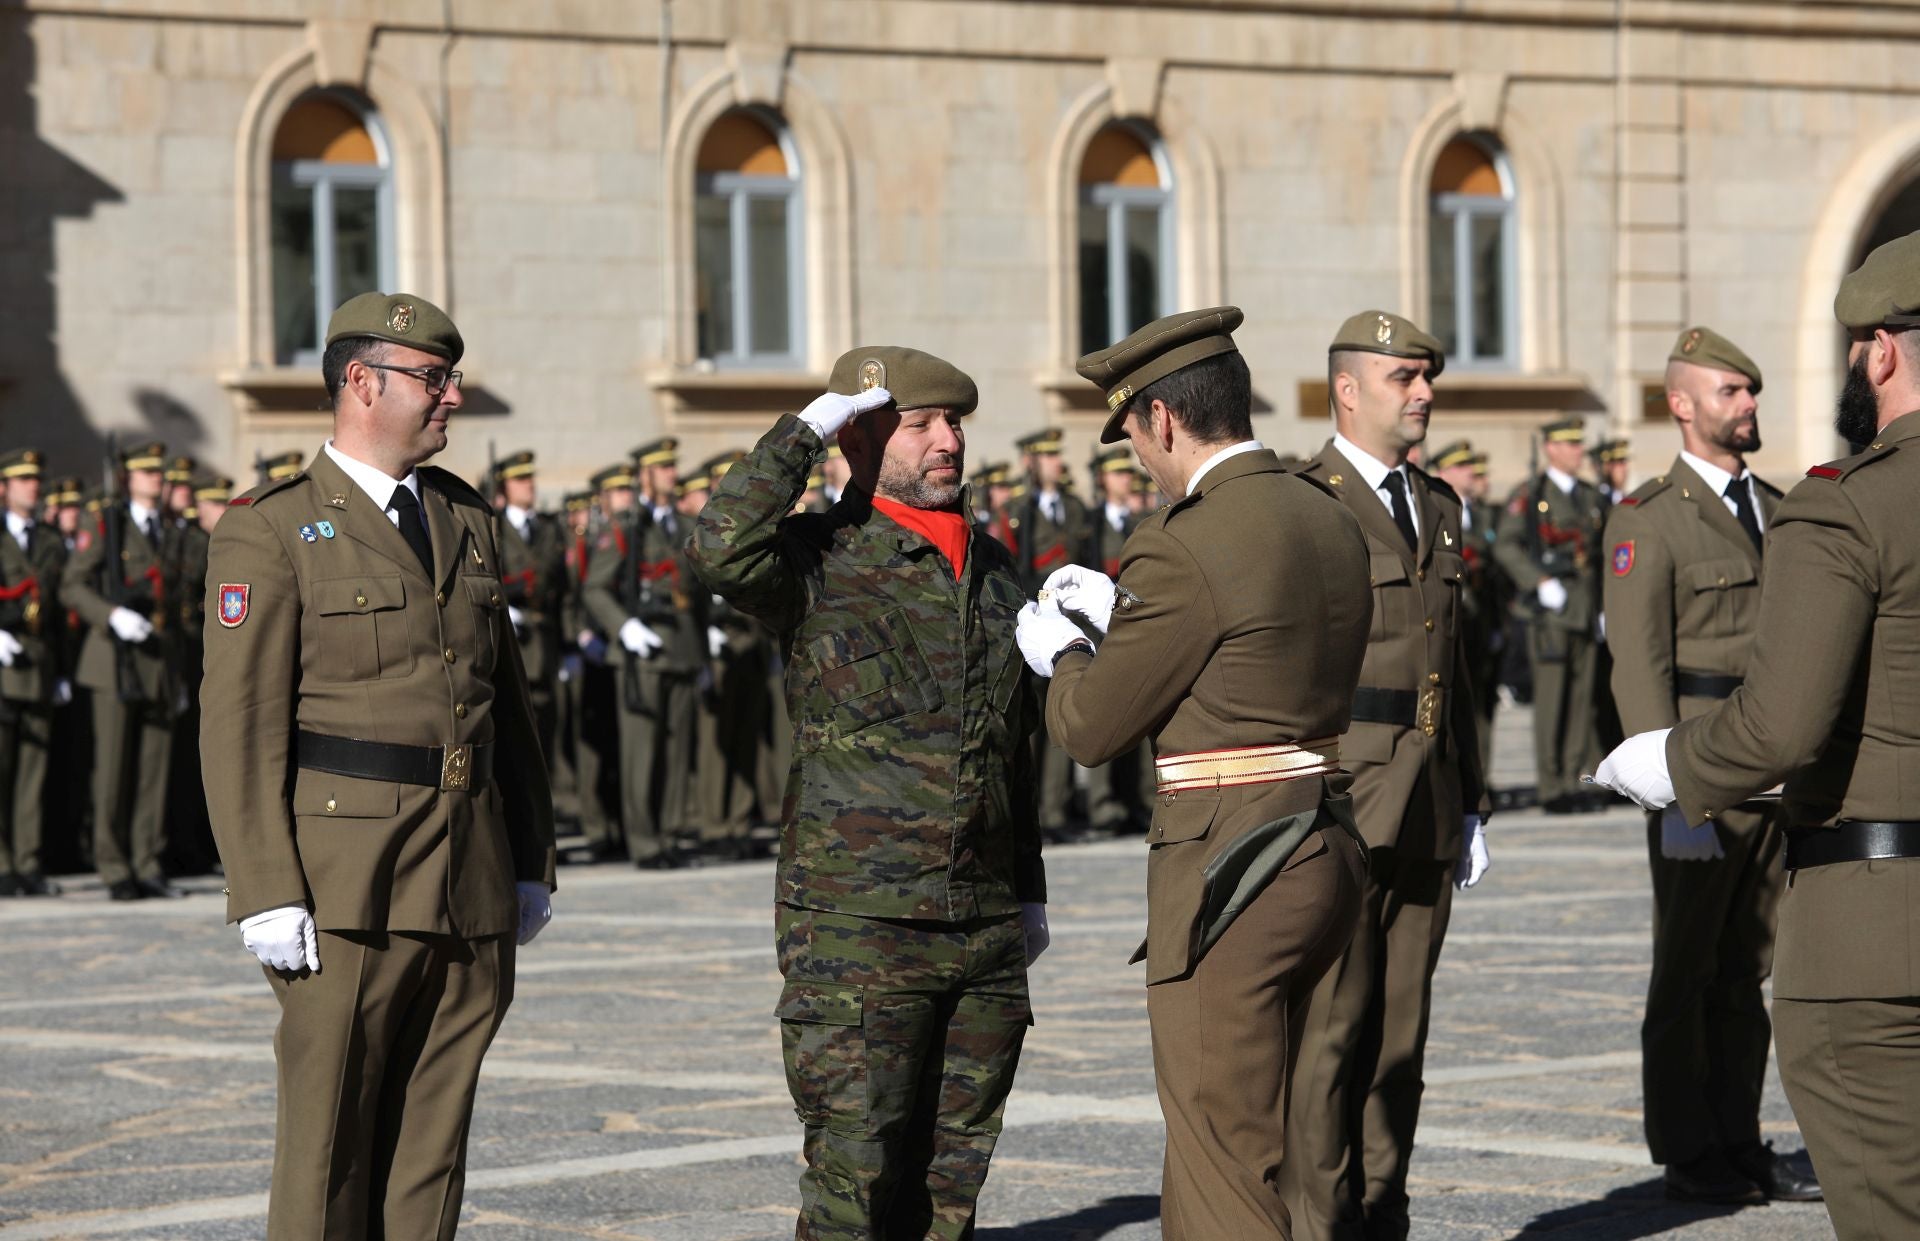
[1774,996,1920,1241]
[616,668,695,859]
[265,931,514,1241]
[1640,805,1784,1165]
[90,690,173,885]
[0,702,52,875]
[1284,848,1455,1241]
[1150,828,1366,1241]
[1528,624,1599,805]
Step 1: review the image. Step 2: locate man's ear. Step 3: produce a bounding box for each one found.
[1665,388,1690,425]
[1871,329,1903,387]
[1151,399,1176,451]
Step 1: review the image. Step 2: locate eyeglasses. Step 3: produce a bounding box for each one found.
[362,362,462,397]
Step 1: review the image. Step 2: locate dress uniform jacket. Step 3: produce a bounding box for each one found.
[0,520,65,706]
[1012,488,1088,593]
[200,451,557,933]
[498,510,568,693]
[1603,455,1786,1170]
[62,504,183,706]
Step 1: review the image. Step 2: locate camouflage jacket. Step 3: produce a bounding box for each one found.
[689,414,1045,922]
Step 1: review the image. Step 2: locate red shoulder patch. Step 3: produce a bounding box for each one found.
[1619,497,1640,507]
[228,497,254,506]
[1806,465,1843,480]
[1611,541,1635,577]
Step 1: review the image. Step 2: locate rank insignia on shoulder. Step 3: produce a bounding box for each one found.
[299,524,318,543]
[217,583,250,628]
[1612,541,1634,577]
[316,520,335,539]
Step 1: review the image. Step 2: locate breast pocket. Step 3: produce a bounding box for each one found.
[313,575,411,681]
[809,609,933,739]
[463,576,504,675]
[1685,558,1757,636]
[1432,550,1466,638]
[1368,551,1410,643]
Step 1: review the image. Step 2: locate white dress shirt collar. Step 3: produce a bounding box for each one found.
[6,509,32,549]
[1544,465,1578,496]
[1104,500,1129,532]
[1184,440,1265,496]
[324,439,421,523]
[1678,450,1745,498]
[126,500,156,533]
[505,503,533,533]
[1331,433,1420,535]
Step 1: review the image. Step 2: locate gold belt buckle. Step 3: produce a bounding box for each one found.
[441,743,472,791]
[1417,687,1441,737]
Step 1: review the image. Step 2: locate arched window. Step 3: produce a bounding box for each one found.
[1078,122,1173,354]
[695,109,802,367]
[270,90,393,365]
[1429,133,1515,368]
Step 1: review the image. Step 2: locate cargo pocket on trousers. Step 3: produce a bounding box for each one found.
[777,979,867,1130]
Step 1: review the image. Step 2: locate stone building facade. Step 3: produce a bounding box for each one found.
[5,0,1920,498]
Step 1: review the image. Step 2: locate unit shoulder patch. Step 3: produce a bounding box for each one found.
[1611,541,1635,577]
[217,583,250,628]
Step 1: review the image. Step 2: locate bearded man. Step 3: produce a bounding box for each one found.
[689,346,1048,1241]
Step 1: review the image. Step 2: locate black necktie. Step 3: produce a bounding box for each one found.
[1381,470,1418,551]
[388,487,435,576]
[1725,477,1763,552]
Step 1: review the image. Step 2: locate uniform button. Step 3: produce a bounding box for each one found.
[324,798,336,813]
[1428,672,1441,684]
[1717,576,1727,587]
[490,593,501,606]
[1422,724,1436,737]
[1417,569,1426,581]
[455,703,468,719]
[355,594,367,607]
[1424,618,1434,632]
[444,648,457,664]
[436,591,447,607]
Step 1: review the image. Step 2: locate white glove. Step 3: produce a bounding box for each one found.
[1016,600,1089,678]
[1536,577,1568,613]
[0,630,20,668]
[239,905,319,973]
[1454,814,1490,889]
[1021,902,1050,965]
[618,617,662,657]
[507,605,526,636]
[707,625,727,659]
[797,386,894,441]
[516,881,553,945]
[1591,727,1676,811]
[1042,565,1117,635]
[52,678,72,707]
[1659,804,1724,861]
[107,607,153,644]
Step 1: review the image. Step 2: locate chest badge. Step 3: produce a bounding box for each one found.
[217,583,250,628]
[316,521,335,539]
[298,524,318,543]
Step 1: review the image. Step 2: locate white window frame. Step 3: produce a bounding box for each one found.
[271,100,395,368]
[694,122,805,370]
[1430,142,1517,370]
[1079,134,1175,353]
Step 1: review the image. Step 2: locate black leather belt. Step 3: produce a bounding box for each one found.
[1785,821,1920,870]
[1349,687,1417,729]
[1675,670,1742,699]
[295,730,493,792]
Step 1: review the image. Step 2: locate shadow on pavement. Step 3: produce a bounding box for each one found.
[978,1193,1161,1238]
[1517,1177,1754,1235]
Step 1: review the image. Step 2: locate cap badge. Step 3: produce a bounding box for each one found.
[1375,315,1394,346]
[389,303,415,334]
[859,359,886,391]
[1106,384,1133,412]
[1681,328,1701,355]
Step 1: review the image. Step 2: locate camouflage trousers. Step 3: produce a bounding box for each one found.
[774,904,1032,1241]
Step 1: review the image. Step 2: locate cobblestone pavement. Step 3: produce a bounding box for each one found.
[0,708,1835,1239]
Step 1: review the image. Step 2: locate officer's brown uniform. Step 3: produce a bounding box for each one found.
[61,482,184,891]
[1079,484,1153,831]
[203,444,556,1240]
[1048,307,1372,1240]
[1607,453,1788,1174]
[1013,450,1087,831]
[1287,415,1489,1239]
[497,500,568,763]
[0,453,66,888]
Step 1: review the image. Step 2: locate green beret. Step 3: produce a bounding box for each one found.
[1076,306,1243,444]
[1429,440,1476,470]
[826,346,977,415]
[0,448,44,479]
[1835,230,1920,331]
[1328,310,1446,376]
[325,291,464,366]
[1541,417,1585,444]
[1669,326,1762,392]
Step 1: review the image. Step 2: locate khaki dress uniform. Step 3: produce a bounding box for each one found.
[0,449,67,888]
[1285,326,1490,1239]
[61,449,186,892]
[1012,433,1087,831]
[689,347,1045,1241]
[1494,441,1606,808]
[1605,341,1792,1183]
[555,491,618,852]
[496,491,568,765]
[1048,307,1372,1240]
[165,508,218,874]
[1079,474,1153,832]
[581,501,705,863]
[201,294,556,1241]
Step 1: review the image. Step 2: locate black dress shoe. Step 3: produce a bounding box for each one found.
[137,877,186,899]
[1730,1142,1823,1202]
[108,879,145,901]
[14,873,60,896]
[0,874,19,897]
[1665,1152,1767,1205]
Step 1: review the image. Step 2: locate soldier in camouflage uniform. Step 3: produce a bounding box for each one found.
[690,346,1047,1241]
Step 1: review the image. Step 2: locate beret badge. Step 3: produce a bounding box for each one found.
[1375,314,1394,346]
[859,359,886,391]
[389,303,415,334]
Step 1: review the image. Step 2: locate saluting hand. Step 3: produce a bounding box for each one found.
[797,387,893,442]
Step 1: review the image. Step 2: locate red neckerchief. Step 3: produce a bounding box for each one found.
[872,495,969,581]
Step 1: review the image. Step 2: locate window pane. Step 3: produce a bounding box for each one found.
[332,183,381,313]
[1470,212,1507,362]
[1124,205,1163,335]
[270,177,317,362]
[695,191,735,359]
[747,194,791,357]
[1078,202,1110,353]
[1428,208,1459,357]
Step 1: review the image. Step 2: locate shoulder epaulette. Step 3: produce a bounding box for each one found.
[229,473,306,508]
[419,465,489,509]
[1807,441,1897,482]
[1290,471,1338,501]
[1619,475,1673,509]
